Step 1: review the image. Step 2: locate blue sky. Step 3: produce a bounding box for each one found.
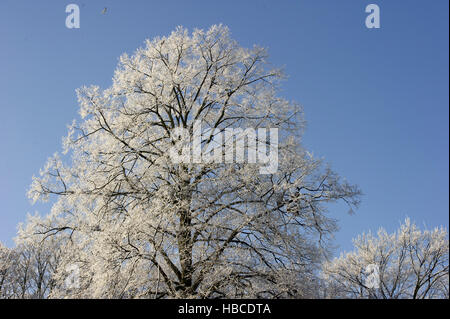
[0,0,448,253]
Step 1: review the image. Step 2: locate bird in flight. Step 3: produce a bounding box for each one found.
[101,7,107,14]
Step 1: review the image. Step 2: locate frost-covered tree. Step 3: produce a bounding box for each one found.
[0,242,16,298]
[25,25,360,298]
[323,219,449,299]
[13,219,64,299]
[0,230,62,299]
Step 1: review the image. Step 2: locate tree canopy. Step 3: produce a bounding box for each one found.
[13,25,363,298]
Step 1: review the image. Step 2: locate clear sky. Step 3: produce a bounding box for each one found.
[0,0,448,253]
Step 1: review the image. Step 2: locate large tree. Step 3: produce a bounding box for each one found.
[25,25,360,298]
[323,219,449,299]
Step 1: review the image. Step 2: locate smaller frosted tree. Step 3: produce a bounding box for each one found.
[0,242,16,298]
[323,219,449,299]
[0,220,64,299]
